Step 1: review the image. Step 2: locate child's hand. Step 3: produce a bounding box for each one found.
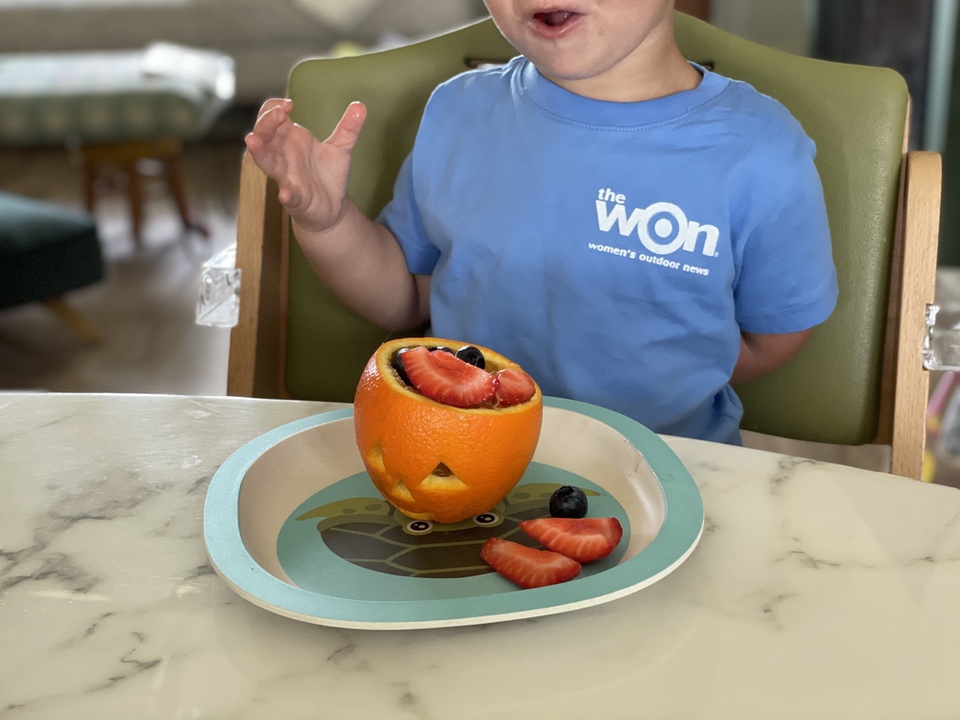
[244,98,367,234]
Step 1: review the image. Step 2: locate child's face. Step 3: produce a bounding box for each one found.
[484,0,678,98]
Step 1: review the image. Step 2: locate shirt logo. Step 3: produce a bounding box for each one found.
[589,188,719,277]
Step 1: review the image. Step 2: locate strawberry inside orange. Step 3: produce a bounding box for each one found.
[353,337,543,524]
[401,346,497,407]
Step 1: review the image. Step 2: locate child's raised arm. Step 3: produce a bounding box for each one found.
[244,99,429,331]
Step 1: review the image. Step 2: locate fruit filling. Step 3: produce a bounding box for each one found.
[533,10,576,27]
[393,344,536,409]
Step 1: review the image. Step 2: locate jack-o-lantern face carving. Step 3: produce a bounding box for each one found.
[354,338,543,524]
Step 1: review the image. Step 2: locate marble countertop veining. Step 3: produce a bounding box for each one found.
[1,392,960,719]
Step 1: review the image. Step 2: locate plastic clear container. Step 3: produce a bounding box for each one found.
[923,304,960,371]
[196,243,240,328]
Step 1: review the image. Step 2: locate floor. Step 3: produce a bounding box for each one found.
[2,132,959,489]
[0,140,242,396]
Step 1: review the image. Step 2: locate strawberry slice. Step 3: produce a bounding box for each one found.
[401,346,496,408]
[481,537,581,588]
[519,517,623,563]
[493,368,536,407]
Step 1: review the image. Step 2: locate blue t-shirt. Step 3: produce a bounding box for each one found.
[379,57,838,444]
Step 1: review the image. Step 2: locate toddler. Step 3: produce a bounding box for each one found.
[245,0,838,444]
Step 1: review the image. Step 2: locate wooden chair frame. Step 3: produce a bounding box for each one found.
[883,148,941,479]
[228,153,287,401]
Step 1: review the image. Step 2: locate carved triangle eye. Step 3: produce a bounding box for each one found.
[365,443,385,474]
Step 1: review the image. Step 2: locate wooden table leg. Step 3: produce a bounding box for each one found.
[83,160,97,214]
[164,149,209,237]
[124,159,144,247]
[81,138,207,247]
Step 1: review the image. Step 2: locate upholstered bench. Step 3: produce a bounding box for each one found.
[0,43,235,244]
[0,192,105,341]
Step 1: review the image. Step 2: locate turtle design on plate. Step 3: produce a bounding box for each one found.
[295,483,600,578]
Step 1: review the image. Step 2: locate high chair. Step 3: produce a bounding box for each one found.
[227,13,941,481]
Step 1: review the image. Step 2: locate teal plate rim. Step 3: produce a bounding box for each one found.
[203,396,704,630]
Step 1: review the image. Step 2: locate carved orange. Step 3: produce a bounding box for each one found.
[353,337,543,524]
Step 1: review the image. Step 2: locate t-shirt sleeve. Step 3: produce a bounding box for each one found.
[734,135,839,334]
[376,150,440,276]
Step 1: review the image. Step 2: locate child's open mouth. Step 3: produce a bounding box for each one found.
[533,10,575,27]
[530,9,582,37]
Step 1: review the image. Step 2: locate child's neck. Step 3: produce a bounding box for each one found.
[551,46,702,104]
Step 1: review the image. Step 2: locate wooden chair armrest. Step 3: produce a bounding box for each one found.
[889,150,941,479]
[227,151,286,398]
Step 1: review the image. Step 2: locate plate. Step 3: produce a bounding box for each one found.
[203,397,703,629]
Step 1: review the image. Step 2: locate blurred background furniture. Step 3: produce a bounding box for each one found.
[0,191,104,342]
[79,137,203,247]
[0,0,489,106]
[0,44,235,245]
[227,13,940,482]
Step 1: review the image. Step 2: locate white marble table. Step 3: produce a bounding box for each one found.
[2,392,960,719]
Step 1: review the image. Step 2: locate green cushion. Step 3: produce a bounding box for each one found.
[0,192,104,308]
[284,15,907,447]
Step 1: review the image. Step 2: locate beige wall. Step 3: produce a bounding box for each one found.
[710,0,814,56]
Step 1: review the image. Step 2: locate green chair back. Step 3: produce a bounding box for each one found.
[672,14,907,444]
[284,14,908,447]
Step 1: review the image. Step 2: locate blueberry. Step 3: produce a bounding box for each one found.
[549,485,588,518]
[428,346,456,355]
[455,345,485,369]
[391,348,412,386]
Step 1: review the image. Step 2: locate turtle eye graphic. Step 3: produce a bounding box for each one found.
[473,512,500,526]
[404,520,434,535]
